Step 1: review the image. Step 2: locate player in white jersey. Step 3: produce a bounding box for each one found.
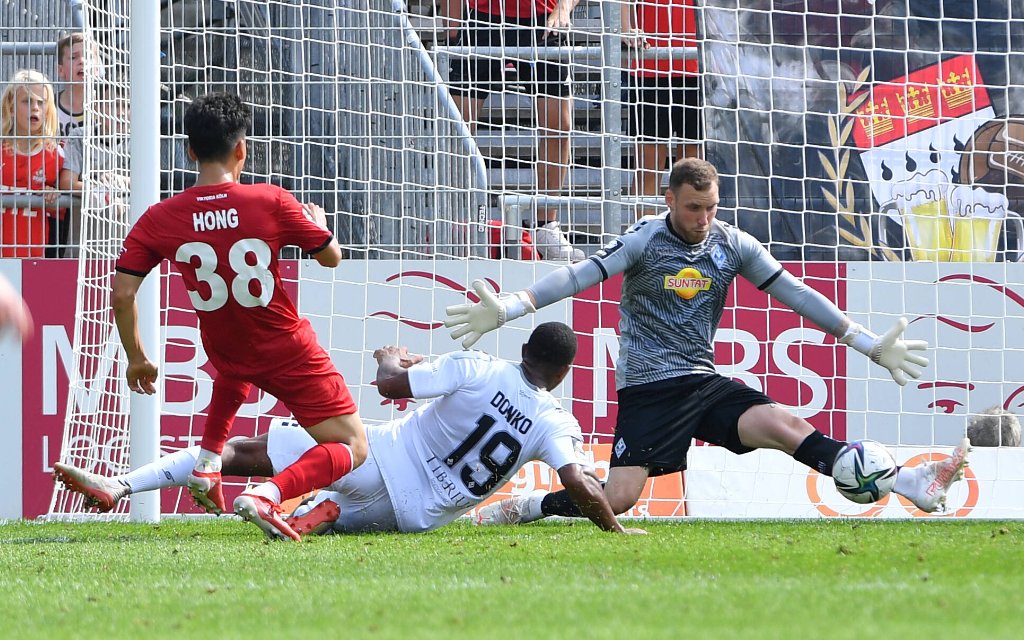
[445,158,970,526]
[54,322,645,537]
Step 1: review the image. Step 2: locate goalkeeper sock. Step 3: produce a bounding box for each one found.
[793,431,846,476]
[541,489,583,518]
[121,446,199,494]
[267,442,354,502]
[199,376,252,455]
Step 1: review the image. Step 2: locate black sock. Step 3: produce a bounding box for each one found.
[793,431,846,476]
[541,489,584,518]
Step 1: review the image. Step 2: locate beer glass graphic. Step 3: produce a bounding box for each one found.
[880,169,953,261]
[948,185,1009,262]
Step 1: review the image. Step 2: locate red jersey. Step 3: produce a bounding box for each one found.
[0,144,63,258]
[470,0,557,20]
[116,182,333,378]
[633,0,698,77]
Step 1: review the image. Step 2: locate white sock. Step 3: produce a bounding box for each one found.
[524,491,548,522]
[195,447,222,472]
[247,481,282,504]
[120,447,199,494]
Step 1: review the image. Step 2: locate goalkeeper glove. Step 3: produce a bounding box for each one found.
[839,317,929,386]
[444,279,535,349]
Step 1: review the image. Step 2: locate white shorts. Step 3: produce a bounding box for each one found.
[266,422,399,533]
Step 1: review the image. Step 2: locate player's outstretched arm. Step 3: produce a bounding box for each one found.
[840,317,929,386]
[444,280,536,349]
[111,271,159,394]
[556,464,647,535]
[759,269,928,386]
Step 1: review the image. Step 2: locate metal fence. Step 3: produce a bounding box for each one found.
[160,0,489,259]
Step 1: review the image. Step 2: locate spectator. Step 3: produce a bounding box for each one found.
[626,0,702,217]
[441,0,583,261]
[55,32,88,139]
[0,70,64,258]
[967,406,1021,447]
[51,32,96,256]
[58,83,130,257]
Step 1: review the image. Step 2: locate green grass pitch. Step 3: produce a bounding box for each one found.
[1,519,1022,639]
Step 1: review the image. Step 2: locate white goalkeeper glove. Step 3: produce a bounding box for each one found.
[444,279,536,349]
[839,317,929,386]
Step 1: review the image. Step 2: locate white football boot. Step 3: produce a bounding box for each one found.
[894,438,971,513]
[475,490,548,526]
[234,493,301,541]
[533,221,585,262]
[53,462,130,513]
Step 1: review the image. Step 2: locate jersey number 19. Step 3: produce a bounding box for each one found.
[444,415,523,497]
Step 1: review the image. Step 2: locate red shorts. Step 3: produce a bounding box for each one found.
[250,348,357,427]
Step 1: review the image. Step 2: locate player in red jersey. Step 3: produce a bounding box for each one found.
[111,92,367,540]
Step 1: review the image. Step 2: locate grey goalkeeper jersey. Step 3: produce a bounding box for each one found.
[527,213,849,389]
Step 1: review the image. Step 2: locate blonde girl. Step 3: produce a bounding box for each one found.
[0,69,64,257]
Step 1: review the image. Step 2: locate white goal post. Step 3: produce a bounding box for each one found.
[48,0,1024,522]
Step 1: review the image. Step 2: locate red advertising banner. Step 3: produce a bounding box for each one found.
[571,264,846,442]
[20,260,296,518]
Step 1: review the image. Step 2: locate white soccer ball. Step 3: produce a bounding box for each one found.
[832,440,898,504]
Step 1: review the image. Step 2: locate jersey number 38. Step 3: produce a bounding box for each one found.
[175,239,276,311]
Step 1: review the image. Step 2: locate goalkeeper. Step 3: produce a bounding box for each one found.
[446,158,969,525]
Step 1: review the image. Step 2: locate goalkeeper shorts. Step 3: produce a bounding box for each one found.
[610,373,773,477]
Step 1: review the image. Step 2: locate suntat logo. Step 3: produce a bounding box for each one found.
[664,267,712,300]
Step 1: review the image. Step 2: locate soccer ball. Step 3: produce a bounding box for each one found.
[832,440,898,504]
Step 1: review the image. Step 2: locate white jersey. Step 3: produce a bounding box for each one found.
[266,351,586,533]
[375,350,584,532]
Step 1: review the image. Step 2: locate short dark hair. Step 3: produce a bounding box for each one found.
[183,92,251,162]
[668,157,719,192]
[56,32,84,64]
[525,322,578,368]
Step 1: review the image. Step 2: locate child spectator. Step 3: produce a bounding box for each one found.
[627,0,702,217]
[51,32,95,255]
[59,83,130,257]
[0,70,64,258]
[55,32,88,139]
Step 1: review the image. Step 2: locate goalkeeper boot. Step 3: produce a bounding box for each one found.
[186,457,225,515]
[233,493,301,541]
[475,490,547,526]
[895,438,970,513]
[287,494,341,537]
[53,462,130,513]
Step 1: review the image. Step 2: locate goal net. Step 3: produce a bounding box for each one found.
[49,0,1024,521]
